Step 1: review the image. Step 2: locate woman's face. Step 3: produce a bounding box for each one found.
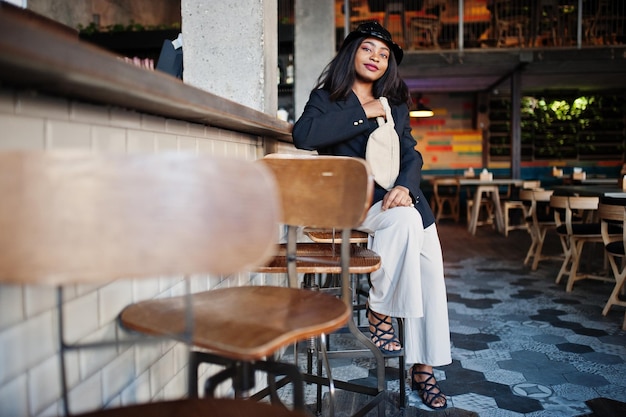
[354,37,390,83]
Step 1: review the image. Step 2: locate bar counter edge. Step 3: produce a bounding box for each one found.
[0,3,293,144]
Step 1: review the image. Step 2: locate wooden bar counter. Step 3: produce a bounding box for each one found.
[0,2,292,143]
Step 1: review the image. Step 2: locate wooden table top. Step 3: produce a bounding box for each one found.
[551,185,626,197]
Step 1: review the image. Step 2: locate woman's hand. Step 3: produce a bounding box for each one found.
[361,98,386,119]
[382,186,414,210]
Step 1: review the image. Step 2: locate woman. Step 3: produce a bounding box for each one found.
[292,21,451,410]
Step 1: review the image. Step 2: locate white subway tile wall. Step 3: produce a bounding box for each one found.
[0,87,288,417]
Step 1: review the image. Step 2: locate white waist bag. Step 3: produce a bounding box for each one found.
[365,97,400,190]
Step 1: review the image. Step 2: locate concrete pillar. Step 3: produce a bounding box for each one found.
[182,0,277,115]
[294,0,335,120]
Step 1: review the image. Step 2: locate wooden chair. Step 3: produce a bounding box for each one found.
[502,180,541,237]
[119,163,356,409]
[550,195,617,292]
[432,177,460,222]
[597,200,626,330]
[0,151,314,417]
[584,0,617,45]
[253,154,394,417]
[524,189,559,270]
[519,188,537,259]
[550,195,587,289]
[382,1,409,49]
[493,0,530,47]
[409,3,444,48]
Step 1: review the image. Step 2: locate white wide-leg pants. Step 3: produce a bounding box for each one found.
[359,201,451,366]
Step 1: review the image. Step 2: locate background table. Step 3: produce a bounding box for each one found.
[458,178,524,235]
[551,185,626,197]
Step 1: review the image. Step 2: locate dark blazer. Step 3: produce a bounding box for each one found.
[292,89,435,229]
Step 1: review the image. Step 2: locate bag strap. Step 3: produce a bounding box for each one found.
[376,97,394,127]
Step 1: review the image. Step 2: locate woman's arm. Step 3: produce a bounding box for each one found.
[393,104,423,200]
[292,90,370,150]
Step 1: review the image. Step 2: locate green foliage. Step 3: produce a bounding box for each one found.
[514,93,625,160]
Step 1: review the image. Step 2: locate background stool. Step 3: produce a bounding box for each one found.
[304,228,406,409]
[502,180,542,237]
[432,177,460,223]
[255,154,401,417]
[524,189,560,270]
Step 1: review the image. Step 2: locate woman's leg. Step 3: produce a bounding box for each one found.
[360,202,428,319]
[410,363,447,409]
[403,223,451,365]
[405,223,450,409]
[366,305,401,351]
[360,202,425,351]
[361,204,451,408]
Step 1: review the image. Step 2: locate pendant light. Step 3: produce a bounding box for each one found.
[409,94,434,118]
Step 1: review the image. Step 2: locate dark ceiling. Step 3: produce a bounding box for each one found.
[400,46,626,95]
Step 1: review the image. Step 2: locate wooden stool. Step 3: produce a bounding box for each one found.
[432,177,460,222]
[0,151,311,417]
[253,154,396,417]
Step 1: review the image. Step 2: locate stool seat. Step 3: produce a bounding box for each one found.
[257,243,381,275]
[120,286,351,361]
[305,228,369,244]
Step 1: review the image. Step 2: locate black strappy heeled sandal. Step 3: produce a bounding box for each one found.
[366,305,402,353]
[411,365,447,410]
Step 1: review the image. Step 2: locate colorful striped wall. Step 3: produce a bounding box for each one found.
[412,93,482,170]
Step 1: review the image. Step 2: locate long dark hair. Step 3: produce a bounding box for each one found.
[314,35,410,107]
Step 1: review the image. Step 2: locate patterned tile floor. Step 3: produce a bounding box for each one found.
[279,222,626,416]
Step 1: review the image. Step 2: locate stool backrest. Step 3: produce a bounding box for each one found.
[261,154,373,229]
[260,154,375,291]
[0,151,280,285]
[0,151,282,415]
